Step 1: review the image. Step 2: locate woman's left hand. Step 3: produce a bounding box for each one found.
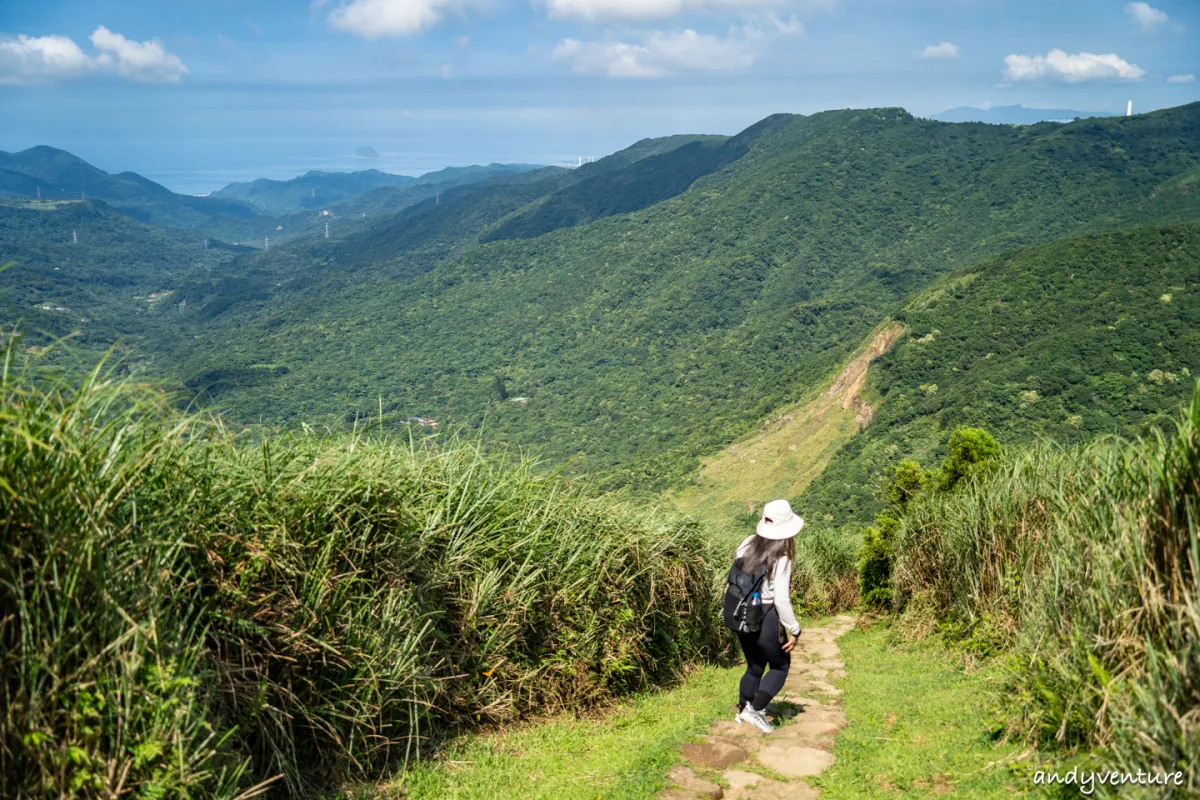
[782,632,798,653]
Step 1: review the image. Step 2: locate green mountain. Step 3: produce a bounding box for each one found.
[798,218,1200,527]
[135,104,1199,489]
[0,146,257,228]
[210,163,544,215]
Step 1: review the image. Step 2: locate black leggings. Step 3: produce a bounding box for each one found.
[736,604,790,711]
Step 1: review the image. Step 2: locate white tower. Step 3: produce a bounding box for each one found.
[1127,100,1133,117]
[325,222,330,239]
[73,230,78,244]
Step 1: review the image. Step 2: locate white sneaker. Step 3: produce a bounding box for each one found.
[736,704,775,734]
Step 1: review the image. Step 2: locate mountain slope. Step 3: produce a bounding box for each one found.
[483,124,774,242]
[151,104,1200,489]
[671,324,903,526]
[798,219,1200,527]
[0,198,244,362]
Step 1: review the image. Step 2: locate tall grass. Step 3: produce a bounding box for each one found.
[894,388,1200,792]
[0,349,722,798]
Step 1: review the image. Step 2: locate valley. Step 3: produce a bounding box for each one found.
[3,101,1200,799]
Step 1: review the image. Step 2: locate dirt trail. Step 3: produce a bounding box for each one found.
[658,616,857,800]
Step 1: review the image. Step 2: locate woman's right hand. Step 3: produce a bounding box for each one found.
[782,632,798,653]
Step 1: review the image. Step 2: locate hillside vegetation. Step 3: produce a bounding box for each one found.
[0,350,720,798]
[800,219,1200,526]
[158,105,1200,490]
[877,391,1200,793]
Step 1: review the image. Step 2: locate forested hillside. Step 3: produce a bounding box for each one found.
[156,104,1200,488]
[800,219,1200,526]
[0,199,248,366]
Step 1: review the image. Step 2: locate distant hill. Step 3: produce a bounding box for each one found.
[0,146,257,228]
[483,130,759,242]
[930,105,1117,124]
[210,163,545,215]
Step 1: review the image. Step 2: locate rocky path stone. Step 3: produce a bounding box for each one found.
[660,615,856,800]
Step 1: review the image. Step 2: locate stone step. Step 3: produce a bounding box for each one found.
[681,740,750,770]
[726,778,820,800]
[665,765,723,799]
[756,743,837,778]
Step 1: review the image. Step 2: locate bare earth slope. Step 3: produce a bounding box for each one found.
[671,325,903,527]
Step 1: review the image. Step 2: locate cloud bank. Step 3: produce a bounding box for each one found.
[0,26,187,84]
[327,0,487,38]
[553,17,800,78]
[1003,49,1145,83]
[541,0,786,23]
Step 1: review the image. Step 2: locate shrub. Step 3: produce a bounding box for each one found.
[936,426,1000,492]
[857,458,929,609]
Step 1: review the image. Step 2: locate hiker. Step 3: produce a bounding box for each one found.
[724,499,804,734]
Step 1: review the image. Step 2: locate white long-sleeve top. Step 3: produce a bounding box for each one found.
[736,535,801,636]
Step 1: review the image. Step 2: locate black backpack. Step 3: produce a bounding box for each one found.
[722,558,769,633]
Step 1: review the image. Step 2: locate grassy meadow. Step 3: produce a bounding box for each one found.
[0,345,723,798]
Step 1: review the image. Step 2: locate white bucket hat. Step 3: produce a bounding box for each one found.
[756,499,805,540]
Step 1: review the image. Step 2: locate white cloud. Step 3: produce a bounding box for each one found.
[541,0,786,23]
[919,41,958,59]
[0,27,186,85]
[327,0,485,38]
[1167,73,1195,84]
[0,34,93,84]
[90,26,188,82]
[1126,2,1169,31]
[554,22,793,77]
[1003,49,1145,84]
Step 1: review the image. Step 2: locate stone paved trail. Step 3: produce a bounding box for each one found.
[659,615,857,800]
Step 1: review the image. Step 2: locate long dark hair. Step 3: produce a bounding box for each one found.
[741,535,795,576]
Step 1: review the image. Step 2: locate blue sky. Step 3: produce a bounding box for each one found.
[1,0,1196,193]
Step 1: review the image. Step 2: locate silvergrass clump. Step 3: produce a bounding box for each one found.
[790,526,860,613]
[0,348,721,798]
[893,386,1200,793]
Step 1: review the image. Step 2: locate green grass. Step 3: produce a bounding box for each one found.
[384,664,741,800]
[816,625,1038,798]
